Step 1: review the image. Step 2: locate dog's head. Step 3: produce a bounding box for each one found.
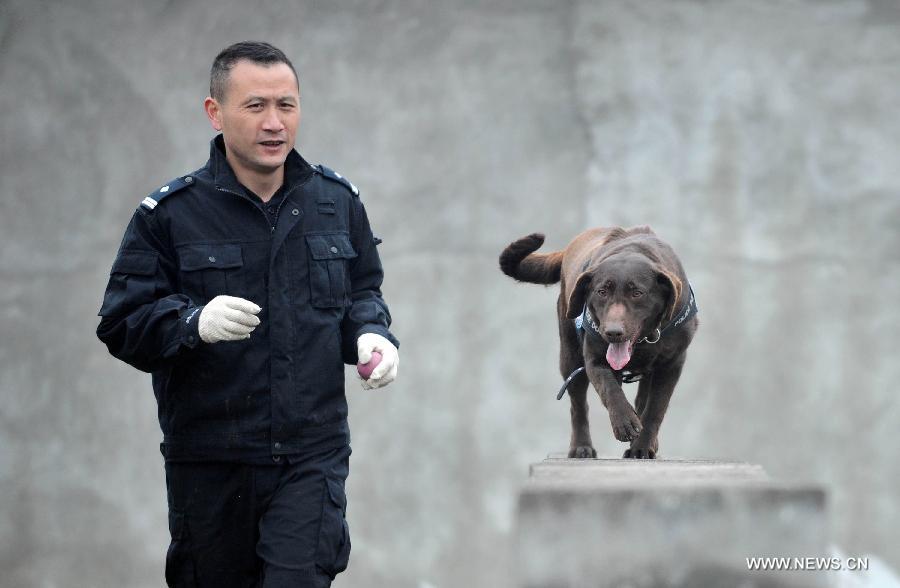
[565,251,682,370]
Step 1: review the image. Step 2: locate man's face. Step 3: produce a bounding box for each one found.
[205,60,301,176]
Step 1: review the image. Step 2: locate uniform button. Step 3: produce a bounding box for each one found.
[187,336,196,344]
[208,256,216,263]
[274,442,281,450]
[291,208,300,216]
[330,246,338,253]
[267,206,275,214]
[184,176,193,183]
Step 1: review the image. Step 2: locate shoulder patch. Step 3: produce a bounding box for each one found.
[140,175,195,211]
[316,164,360,196]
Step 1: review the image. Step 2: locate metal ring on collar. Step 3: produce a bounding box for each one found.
[639,328,661,344]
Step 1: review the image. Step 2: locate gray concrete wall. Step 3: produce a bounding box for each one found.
[0,1,897,586]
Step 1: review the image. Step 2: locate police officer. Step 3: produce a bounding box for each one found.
[97,41,399,587]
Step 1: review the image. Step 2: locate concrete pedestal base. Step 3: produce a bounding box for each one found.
[515,456,826,588]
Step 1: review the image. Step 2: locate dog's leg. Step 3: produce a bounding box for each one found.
[565,374,594,458]
[624,353,686,459]
[633,373,652,417]
[625,375,657,458]
[584,352,642,443]
[559,298,595,458]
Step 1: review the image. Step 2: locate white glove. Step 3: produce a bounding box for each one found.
[198,295,261,344]
[357,333,399,389]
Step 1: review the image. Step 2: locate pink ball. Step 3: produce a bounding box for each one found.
[357,351,382,380]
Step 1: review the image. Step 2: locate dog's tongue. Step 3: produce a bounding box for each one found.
[606,341,633,371]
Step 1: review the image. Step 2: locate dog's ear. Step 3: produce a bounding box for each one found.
[655,268,683,321]
[564,272,593,319]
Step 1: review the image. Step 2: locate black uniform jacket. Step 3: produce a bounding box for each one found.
[97,136,398,461]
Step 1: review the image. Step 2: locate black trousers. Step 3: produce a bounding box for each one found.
[164,445,351,588]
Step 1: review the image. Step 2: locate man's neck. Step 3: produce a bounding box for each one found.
[227,156,284,203]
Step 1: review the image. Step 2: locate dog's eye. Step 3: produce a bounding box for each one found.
[632,290,643,298]
[597,288,608,296]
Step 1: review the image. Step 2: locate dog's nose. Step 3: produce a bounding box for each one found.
[604,326,624,341]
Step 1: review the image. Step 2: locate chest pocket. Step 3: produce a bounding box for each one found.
[177,244,243,303]
[306,233,357,308]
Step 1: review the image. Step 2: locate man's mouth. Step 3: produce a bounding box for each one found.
[260,140,284,148]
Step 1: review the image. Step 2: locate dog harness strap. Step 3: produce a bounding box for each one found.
[622,371,642,383]
[658,285,698,337]
[577,285,698,344]
[556,365,642,400]
[575,305,604,343]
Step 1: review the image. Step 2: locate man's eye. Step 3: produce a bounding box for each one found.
[248,103,263,110]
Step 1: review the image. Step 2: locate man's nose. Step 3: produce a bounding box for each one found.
[261,108,284,131]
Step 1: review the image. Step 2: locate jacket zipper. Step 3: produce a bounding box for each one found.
[216,186,280,233]
[217,184,305,233]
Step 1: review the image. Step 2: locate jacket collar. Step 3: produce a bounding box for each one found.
[209,134,314,195]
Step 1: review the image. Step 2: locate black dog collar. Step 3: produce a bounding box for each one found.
[659,285,698,337]
[574,285,698,345]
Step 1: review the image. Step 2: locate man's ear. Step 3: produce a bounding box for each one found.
[204,97,223,131]
[565,272,593,319]
[655,268,682,321]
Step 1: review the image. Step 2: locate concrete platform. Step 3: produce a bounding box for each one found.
[531,454,770,487]
[515,456,827,588]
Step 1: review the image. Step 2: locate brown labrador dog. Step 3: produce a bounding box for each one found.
[499,226,698,459]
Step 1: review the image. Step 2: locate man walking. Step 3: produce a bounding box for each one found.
[97,41,399,587]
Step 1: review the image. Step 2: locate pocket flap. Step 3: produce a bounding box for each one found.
[179,244,243,271]
[306,234,357,260]
[325,477,347,514]
[111,251,158,276]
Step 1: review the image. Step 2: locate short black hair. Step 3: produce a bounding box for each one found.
[210,41,299,102]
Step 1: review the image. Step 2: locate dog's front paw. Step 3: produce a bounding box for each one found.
[623,434,658,459]
[609,406,642,442]
[623,445,655,459]
[568,445,597,459]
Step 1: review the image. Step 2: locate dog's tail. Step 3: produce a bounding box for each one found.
[499,233,563,284]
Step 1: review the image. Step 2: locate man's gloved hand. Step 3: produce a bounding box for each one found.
[357,333,399,389]
[198,295,262,344]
